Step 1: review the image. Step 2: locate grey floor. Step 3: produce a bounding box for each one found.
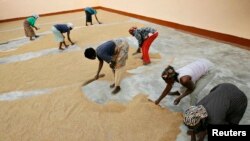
[82,18,250,140]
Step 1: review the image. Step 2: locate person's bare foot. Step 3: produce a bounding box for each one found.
[110,83,115,88]
[143,62,151,65]
[112,86,121,94]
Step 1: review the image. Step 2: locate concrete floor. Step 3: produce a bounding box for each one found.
[82,18,250,140]
[0,11,249,141]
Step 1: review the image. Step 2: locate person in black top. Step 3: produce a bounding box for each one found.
[183,83,247,141]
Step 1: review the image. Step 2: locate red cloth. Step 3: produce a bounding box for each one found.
[141,32,158,63]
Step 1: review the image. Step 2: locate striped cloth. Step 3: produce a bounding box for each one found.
[197,83,247,124]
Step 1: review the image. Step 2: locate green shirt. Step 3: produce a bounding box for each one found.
[26,17,37,27]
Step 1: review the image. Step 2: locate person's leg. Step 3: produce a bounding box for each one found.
[141,32,158,65]
[52,26,64,50]
[85,11,92,26]
[112,66,125,94]
[59,42,64,50]
[110,69,115,88]
[62,41,68,48]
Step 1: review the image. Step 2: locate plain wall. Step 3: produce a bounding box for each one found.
[0,0,249,39]
[100,0,250,39]
[0,0,99,19]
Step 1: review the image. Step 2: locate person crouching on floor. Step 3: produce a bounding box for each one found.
[23,14,40,41]
[84,38,129,94]
[129,26,158,65]
[51,23,75,50]
[155,58,213,105]
[184,83,247,141]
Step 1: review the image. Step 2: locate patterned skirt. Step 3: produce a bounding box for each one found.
[23,20,35,37]
[113,38,129,69]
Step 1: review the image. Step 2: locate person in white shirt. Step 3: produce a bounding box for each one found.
[155,59,213,105]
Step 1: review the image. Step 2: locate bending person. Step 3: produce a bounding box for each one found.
[23,14,40,41]
[129,26,158,65]
[155,59,213,105]
[184,83,247,141]
[84,38,129,94]
[84,7,102,26]
[51,23,75,50]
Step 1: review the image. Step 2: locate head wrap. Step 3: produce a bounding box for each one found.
[184,105,208,127]
[66,23,74,29]
[162,65,175,79]
[129,26,137,35]
[32,14,39,19]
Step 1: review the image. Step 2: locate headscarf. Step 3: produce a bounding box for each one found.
[129,26,137,35]
[184,105,208,127]
[32,14,39,19]
[162,65,175,79]
[66,23,74,29]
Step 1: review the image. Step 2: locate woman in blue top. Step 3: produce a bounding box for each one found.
[23,14,40,41]
[84,7,102,26]
[51,23,75,50]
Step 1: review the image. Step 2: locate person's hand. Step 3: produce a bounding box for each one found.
[154,100,160,105]
[174,98,180,105]
[148,99,153,102]
[132,52,139,55]
[148,33,153,37]
[109,61,116,69]
[95,75,99,80]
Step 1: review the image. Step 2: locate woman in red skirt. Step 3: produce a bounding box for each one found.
[129,26,158,65]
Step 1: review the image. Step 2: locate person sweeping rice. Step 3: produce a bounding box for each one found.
[154,58,213,105]
[23,14,40,41]
[51,23,75,50]
[84,38,129,94]
[184,83,247,141]
[84,7,102,26]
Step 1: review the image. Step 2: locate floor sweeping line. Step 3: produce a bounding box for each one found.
[0,17,83,33]
[0,20,134,44]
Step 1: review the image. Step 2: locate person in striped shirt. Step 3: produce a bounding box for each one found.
[184,83,247,141]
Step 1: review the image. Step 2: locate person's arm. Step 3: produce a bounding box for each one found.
[94,14,102,24]
[197,130,207,141]
[33,25,39,30]
[95,58,104,80]
[174,77,195,105]
[67,31,74,45]
[188,130,196,141]
[132,32,143,55]
[155,83,173,105]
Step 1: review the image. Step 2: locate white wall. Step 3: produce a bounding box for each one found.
[0,0,249,39]
[0,0,99,20]
[100,0,250,39]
